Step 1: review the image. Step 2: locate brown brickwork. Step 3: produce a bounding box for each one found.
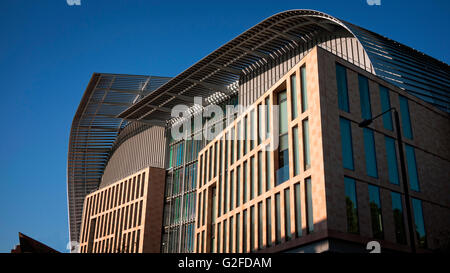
[194,46,450,253]
[79,166,166,253]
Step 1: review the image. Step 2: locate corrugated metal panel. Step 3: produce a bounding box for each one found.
[239,36,373,107]
[100,126,166,188]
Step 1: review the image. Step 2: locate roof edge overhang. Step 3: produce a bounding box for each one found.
[117,9,370,121]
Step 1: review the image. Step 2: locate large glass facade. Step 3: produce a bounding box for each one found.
[344,177,359,234]
[336,63,350,112]
[163,121,204,253]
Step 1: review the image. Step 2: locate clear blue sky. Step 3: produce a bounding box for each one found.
[0,0,448,253]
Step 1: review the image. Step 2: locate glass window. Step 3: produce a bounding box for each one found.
[368,185,384,239]
[412,198,427,248]
[290,74,298,119]
[212,187,217,224]
[236,166,241,207]
[363,128,378,178]
[218,146,223,216]
[214,143,218,178]
[243,210,247,253]
[293,126,300,176]
[275,193,281,244]
[385,136,399,185]
[250,206,255,252]
[243,161,248,204]
[405,144,420,192]
[199,155,203,187]
[236,213,241,253]
[391,191,406,244]
[301,65,308,113]
[258,202,263,249]
[344,177,359,234]
[258,151,263,195]
[277,134,290,185]
[230,127,235,164]
[284,188,292,241]
[224,134,228,167]
[250,156,255,200]
[265,97,271,138]
[258,104,263,145]
[303,119,311,170]
[336,63,349,112]
[217,222,221,253]
[379,85,393,131]
[399,95,413,139]
[340,117,354,170]
[250,110,255,150]
[244,115,248,155]
[237,121,241,160]
[294,183,302,237]
[223,219,228,252]
[305,178,314,233]
[358,74,372,120]
[202,190,206,226]
[266,147,272,191]
[279,91,288,134]
[230,170,234,210]
[224,169,228,214]
[277,90,290,185]
[168,146,173,168]
[229,216,234,252]
[266,197,272,247]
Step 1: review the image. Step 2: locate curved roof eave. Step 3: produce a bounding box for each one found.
[117,9,373,121]
[67,73,170,242]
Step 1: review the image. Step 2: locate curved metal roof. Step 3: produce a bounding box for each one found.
[67,73,170,243]
[118,9,449,121]
[68,8,450,245]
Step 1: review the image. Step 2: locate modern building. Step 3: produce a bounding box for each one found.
[68,10,450,253]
